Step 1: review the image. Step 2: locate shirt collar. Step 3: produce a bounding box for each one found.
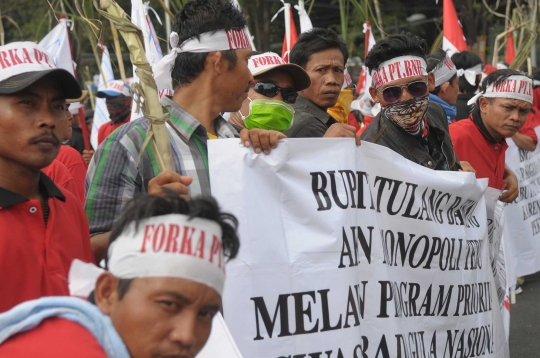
[160,96,238,140]
[0,172,65,209]
[295,95,334,124]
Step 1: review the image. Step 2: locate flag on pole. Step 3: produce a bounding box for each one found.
[295,0,313,33]
[281,3,298,63]
[442,0,468,55]
[505,23,516,65]
[91,44,115,149]
[356,21,376,95]
[39,17,76,77]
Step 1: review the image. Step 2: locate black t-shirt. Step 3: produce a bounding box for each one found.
[455,94,475,121]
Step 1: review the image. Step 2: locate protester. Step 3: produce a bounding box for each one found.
[451,51,483,121]
[360,33,464,171]
[449,69,528,203]
[96,80,133,146]
[0,41,95,313]
[66,103,86,154]
[228,51,311,132]
[426,49,459,123]
[0,194,240,357]
[86,0,284,262]
[284,28,359,143]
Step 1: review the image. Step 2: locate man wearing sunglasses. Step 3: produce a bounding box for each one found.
[360,33,462,171]
[284,28,360,143]
[228,52,311,132]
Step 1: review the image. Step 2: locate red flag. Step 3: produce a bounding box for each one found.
[356,21,376,95]
[281,5,298,63]
[506,24,516,65]
[442,0,468,55]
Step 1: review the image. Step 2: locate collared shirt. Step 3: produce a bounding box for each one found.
[449,110,508,189]
[0,173,95,313]
[85,97,238,235]
[284,95,337,138]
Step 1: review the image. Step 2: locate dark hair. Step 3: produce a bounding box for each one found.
[290,28,348,69]
[364,32,427,73]
[450,51,483,93]
[426,48,457,96]
[170,0,247,88]
[88,194,240,303]
[532,67,540,85]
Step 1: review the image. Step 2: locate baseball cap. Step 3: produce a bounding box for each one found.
[248,52,311,92]
[96,80,131,98]
[0,42,82,99]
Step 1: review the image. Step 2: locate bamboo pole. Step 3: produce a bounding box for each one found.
[94,0,172,172]
[156,0,175,19]
[0,6,4,46]
[110,21,127,82]
[373,0,384,38]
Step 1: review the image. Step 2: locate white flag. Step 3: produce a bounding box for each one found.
[91,45,115,149]
[295,0,313,33]
[39,18,76,77]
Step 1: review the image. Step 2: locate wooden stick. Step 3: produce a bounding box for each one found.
[110,21,127,82]
[156,0,175,20]
[0,6,4,46]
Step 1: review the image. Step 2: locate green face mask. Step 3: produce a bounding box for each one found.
[241,99,295,132]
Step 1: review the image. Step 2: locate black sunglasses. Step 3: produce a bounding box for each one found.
[253,82,298,104]
[376,81,428,104]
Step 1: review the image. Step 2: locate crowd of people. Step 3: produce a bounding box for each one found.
[0,0,538,356]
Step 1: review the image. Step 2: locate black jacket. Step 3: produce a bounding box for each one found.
[285,96,337,138]
[360,102,461,171]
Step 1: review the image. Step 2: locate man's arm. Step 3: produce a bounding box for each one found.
[499,166,519,203]
[512,132,537,152]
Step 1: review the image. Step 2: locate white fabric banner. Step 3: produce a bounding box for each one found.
[39,18,75,77]
[210,139,508,358]
[91,45,115,149]
[504,127,540,277]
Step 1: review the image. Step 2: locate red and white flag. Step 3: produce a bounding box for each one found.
[505,23,516,65]
[356,21,376,95]
[442,0,468,55]
[281,3,298,63]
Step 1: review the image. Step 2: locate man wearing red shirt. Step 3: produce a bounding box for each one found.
[0,41,95,313]
[96,80,132,146]
[449,69,530,202]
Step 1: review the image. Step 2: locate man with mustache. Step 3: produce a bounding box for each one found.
[0,41,95,312]
[284,28,360,143]
[449,69,528,203]
[360,33,463,171]
[86,0,284,262]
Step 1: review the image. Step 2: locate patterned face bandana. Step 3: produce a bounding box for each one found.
[106,96,132,124]
[382,95,429,137]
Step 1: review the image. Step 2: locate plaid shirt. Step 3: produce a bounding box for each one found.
[85,97,238,235]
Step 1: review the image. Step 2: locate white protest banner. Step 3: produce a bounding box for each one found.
[198,313,243,358]
[504,127,540,277]
[210,139,508,358]
[91,45,115,149]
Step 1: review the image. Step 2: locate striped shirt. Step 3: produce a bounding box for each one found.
[85,96,238,235]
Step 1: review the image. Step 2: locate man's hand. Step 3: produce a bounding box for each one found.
[82,150,94,165]
[240,128,286,155]
[148,170,193,200]
[500,168,519,203]
[324,123,361,146]
[512,132,536,152]
[459,161,476,173]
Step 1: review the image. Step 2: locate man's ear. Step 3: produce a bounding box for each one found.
[427,72,436,92]
[94,272,120,315]
[368,86,380,103]
[478,96,490,113]
[439,81,450,95]
[210,51,226,75]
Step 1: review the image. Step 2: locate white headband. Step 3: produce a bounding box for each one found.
[534,80,540,87]
[370,55,428,87]
[432,57,457,87]
[153,28,252,91]
[467,75,533,106]
[456,63,482,86]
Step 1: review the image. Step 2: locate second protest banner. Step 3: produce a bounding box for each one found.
[209,139,508,358]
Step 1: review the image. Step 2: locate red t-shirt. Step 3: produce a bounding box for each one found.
[97,116,131,146]
[449,118,508,190]
[0,318,108,357]
[41,159,80,201]
[55,145,88,205]
[517,111,539,144]
[0,173,95,313]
